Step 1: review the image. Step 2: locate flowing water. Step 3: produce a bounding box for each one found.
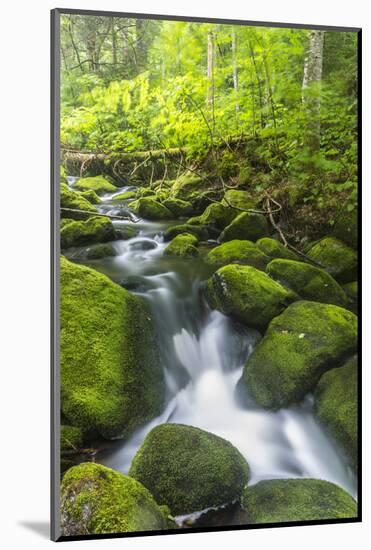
[65,186,357,512]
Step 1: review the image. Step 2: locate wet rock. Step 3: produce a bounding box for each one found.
[307,237,357,283]
[60,216,116,249]
[61,462,168,536]
[164,223,209,242]
[74,175,117,195]
[132,197,173,221]
[129,423,249,515]
[60,183,98,220]
[206,240,269,270]
[162,197,193,217]
[86,243,117,259]
[164,233,199,258]
[256,237,299,261]
[220,212,269,243]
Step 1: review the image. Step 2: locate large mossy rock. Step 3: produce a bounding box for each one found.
[61,463,168,536]
[256,237,299,261]
[171,173,209,201]
[206,240,269,271]
[241,479,357,524]
[222,189,255,210]
[307,237,357,283]
[220,212,269,243]
[315,356,358,468]
[239,301,357,409]
[79,189,102,205]
[60,257,164,439]
[132,197,173,221]
[162,197,193,217]
[164,233,199,258]
[205,265,295,329]
[60,216,116,249]
[74,175,117,196]
[129,423,249,515]
[60,183,98,220]
[333,208,358,249]
[163,223,208,242]
[188,203,237,231]
[266,259,348,307]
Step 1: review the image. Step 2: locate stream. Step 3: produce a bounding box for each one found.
[65,181,357,517]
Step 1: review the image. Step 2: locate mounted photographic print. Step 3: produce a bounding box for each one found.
[51,8,361,541]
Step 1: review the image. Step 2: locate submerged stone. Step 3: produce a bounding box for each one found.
[241,479,357,524]
[60,257,164,439]
[315,355,358,468]
[129,423,249,515]
[86,243,117,259]
[205,264,295,329]
[61,463,168,536]
[239,301,357,409]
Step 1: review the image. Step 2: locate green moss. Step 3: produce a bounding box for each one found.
[60,216,116,249]
[221,189,255,210]
[333,208,358,249]
[162,197,193,217]
[74,176,117,195]
[307,237,357,283]
[155,189,170,202]
[61,462,167,536]
[60,257,165,439]
[60,183,98,220]
[86,243,117,259]
[170,173,209,201]
[132,197,173,220]
[61,425,83,452]
[315,356,358,468]
[129,424,249,515]
[60,165,67,183]
[111,190,137,201]
[220,212,269,243]
[266,259,348,307]
[256,238,299,261]
[343,281,358,313]
[60,218,75,229]
[241,479,357,524]
[164,233,199,258]
[188,202,237,230]
[163,223,208,242]
[205,264,295,329]
[240,301,357,409]
[79,190,102,205]
[136,187,156,198]
[206,240,269,270]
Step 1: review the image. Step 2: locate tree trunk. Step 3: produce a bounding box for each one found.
[302,30,325,152]
[232,29,239,112]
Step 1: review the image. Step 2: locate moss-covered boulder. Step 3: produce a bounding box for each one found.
[129,423,249,515]
[206,240,269,270]
[239,301,357,409]
[112,190,137,201]
[333,208,358,249]
[60,425,83,452]
[162,197,193,217]
[241,479,357,524]
[220,212,269,243]
[205,265,295,329]
[163,223,208,242]
[315,356,358,468]
[132,197,173,221]
[171,173,209,201]
[256,237,299,261]
[60,216,116,249]
[61,257,164,439]
[164,233,199,258]
[136,187,156,198]
[188,203,237,231]
[74,175,117,195]
[266,259,348,307]
[61,463,168,536]
[307,237,357,283]
[79,189,102,205]
[86,243,117,259]
[221,189,255,210]
[60,183,98,220]
[115,225,139,240]
[343,281,358,313]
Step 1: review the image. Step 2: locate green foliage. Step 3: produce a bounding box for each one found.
[129,423,249,515]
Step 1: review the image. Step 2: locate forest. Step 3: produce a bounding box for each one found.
[58,13,359,539]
